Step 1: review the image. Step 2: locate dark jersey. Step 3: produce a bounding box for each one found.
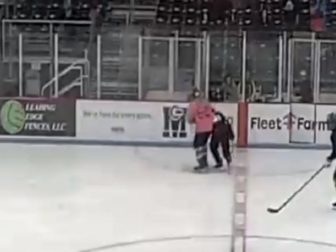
[213,112,234,141]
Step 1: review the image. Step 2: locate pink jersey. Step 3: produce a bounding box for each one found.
[188,99,214,133]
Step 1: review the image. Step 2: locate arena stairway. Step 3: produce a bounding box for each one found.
[90,25,140,100]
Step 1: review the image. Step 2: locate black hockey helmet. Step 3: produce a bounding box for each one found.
[214,111,226,123]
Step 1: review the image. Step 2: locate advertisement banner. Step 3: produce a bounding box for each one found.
[0,98,75,136]
[160,103,193,141]
[77,100,196,142]
[76,100,161,142]
[248,103,334,146]
[289,103,315,143]
[76,100,238,144]
[248,104,290,144]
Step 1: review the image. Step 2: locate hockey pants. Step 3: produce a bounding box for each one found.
[193,132,211,168]
[210,136,231,165]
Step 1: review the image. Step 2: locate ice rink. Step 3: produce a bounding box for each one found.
[1,143,336,252]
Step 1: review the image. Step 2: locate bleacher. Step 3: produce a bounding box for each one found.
[154,0,311,30]
[2,0,158,99]
[1,0,336,102]
[10,0,157,22]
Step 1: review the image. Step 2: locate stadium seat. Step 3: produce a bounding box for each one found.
[154,0,324,30]
[71,0,91,20]
[47,0,65,20]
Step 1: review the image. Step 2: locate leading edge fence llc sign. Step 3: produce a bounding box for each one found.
[0,99,75,136]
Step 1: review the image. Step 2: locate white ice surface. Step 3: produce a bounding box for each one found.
[0,144,335,252]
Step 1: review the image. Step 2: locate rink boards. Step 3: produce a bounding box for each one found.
[0,98,333,148]
[248,103,335,147]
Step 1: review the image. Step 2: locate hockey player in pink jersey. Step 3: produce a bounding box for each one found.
[187,88,215,171]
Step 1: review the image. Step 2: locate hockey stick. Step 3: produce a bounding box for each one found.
[267,163,330,214]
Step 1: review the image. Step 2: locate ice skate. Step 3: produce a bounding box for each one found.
[194,157,209,173]
[332,202,336,210]
[213,158,223,169]
[213,163,223,169]
[326,156,333,164]
[193,165,208,173]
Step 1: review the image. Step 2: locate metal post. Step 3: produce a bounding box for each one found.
[314,40,321,103]
[97,34,101,99]
[8,22,13,78]
[174,31,178,91]
[195,38,202,90]
[204,32,210,100]
[80,69,84,97]
[49,23,53,92]
[241,31,247,101]
[18,33,23,96]
[282,31,288,102]
[168,37,174,94]
[277,34,283,102]
[84,48,90,98]
[287,39,293,103]
[54,33,59,97]
[2,21,5,61]
[138,36,143,100]
[49,23,53,49]
[310,33,316,103]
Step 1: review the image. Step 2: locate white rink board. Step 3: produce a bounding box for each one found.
[248,104,289,144]
[76,100,238,143]
[248,103,334,145]
[76,100,181,142]
[289,103,315,143]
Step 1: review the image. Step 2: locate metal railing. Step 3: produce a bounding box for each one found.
[32,33,89,97]
[58,75,84,97]
[41,65,85,97]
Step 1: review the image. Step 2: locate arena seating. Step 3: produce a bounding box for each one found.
[11,0,157,21]
[155,0,317,31]
[14,0,68,20]
[3,0,336,102]
[7,0,334,31]
[12,0,104,20]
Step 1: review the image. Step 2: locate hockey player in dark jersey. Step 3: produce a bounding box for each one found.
[210,111,234,169]
[326,112,336,209]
